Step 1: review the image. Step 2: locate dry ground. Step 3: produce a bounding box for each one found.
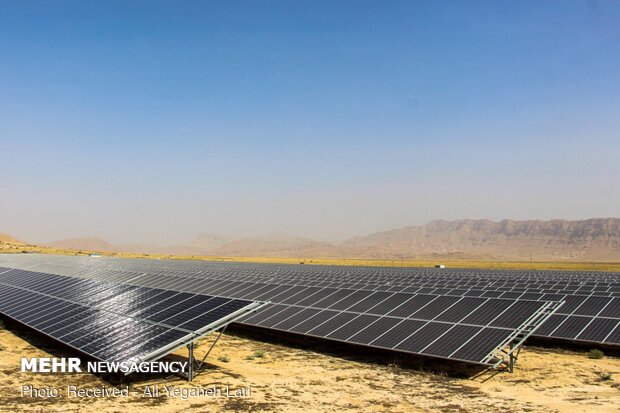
[1,320,619,413]
[3,241,620,273]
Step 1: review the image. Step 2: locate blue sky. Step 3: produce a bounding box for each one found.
[1,1,619,244]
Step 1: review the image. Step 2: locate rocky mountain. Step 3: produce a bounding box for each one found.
[342,218,620,260]
[35,218,620,261]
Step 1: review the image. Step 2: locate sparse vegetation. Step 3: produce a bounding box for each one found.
[1,327,620,412]
[253,349,266,358]
[588,349,605,359]
[244,355,255,361]
[595,371,613,381]
[217,355,230,363]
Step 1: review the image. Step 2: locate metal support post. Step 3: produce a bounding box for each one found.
[188,341,194,381]
[197,325,227,370]
[187,325,228,380]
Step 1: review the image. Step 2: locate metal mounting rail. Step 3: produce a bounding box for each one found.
[482,300,564,372]
[180,301,271,381]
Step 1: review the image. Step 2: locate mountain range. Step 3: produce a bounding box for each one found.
[42,218,620,261]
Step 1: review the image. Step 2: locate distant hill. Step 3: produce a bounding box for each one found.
[44,233,337,257]
[184,233,237,254]
[50,238,116,252]
[49,238,164,255]
[342,218,620,260]
[33,218,620,261]
[0,233,23,244]
[211,233,337,258]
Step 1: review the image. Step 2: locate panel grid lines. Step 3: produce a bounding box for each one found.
[0,263,260,367]
[3,254,618,366]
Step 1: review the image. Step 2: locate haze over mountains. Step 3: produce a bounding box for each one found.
[39,218,620,261]
[0,233,22,244]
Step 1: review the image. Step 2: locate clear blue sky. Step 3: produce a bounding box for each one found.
[1,1,619,244]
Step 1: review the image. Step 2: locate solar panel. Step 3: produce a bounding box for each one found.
[0,266,263,369]
[11,254,619,368]
[396,322,453,353]
[328,314,383,340]
[576,318,619,342]
[290,310,342,334]
[451,328,513,361]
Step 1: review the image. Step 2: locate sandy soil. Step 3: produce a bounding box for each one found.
[1,319,619,413]
[4,242,620,273]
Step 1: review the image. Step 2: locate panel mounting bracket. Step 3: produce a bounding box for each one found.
[483,300,564,372]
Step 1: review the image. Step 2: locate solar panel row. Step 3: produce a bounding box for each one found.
[0,255,560,366]
[0,266,259,364]
[5,255,614,346]
[7,256,618,296]
[48,256,618,346]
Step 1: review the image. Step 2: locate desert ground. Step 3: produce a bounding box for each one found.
[1,318,619,413]
[3,239,620,273]
[2,241,620,412]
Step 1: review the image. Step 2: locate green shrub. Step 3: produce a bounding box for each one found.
[217,355,230,363]
[253,350,266,358]
[588,349,605,359]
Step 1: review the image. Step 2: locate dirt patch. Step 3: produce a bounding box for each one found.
[0,320,619,412]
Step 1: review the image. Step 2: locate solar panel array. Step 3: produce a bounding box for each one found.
[0,255,568,366]
[0,265,260,364]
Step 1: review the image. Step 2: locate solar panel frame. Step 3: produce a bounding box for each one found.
[7,254,613,365]
[0,267,265,369]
